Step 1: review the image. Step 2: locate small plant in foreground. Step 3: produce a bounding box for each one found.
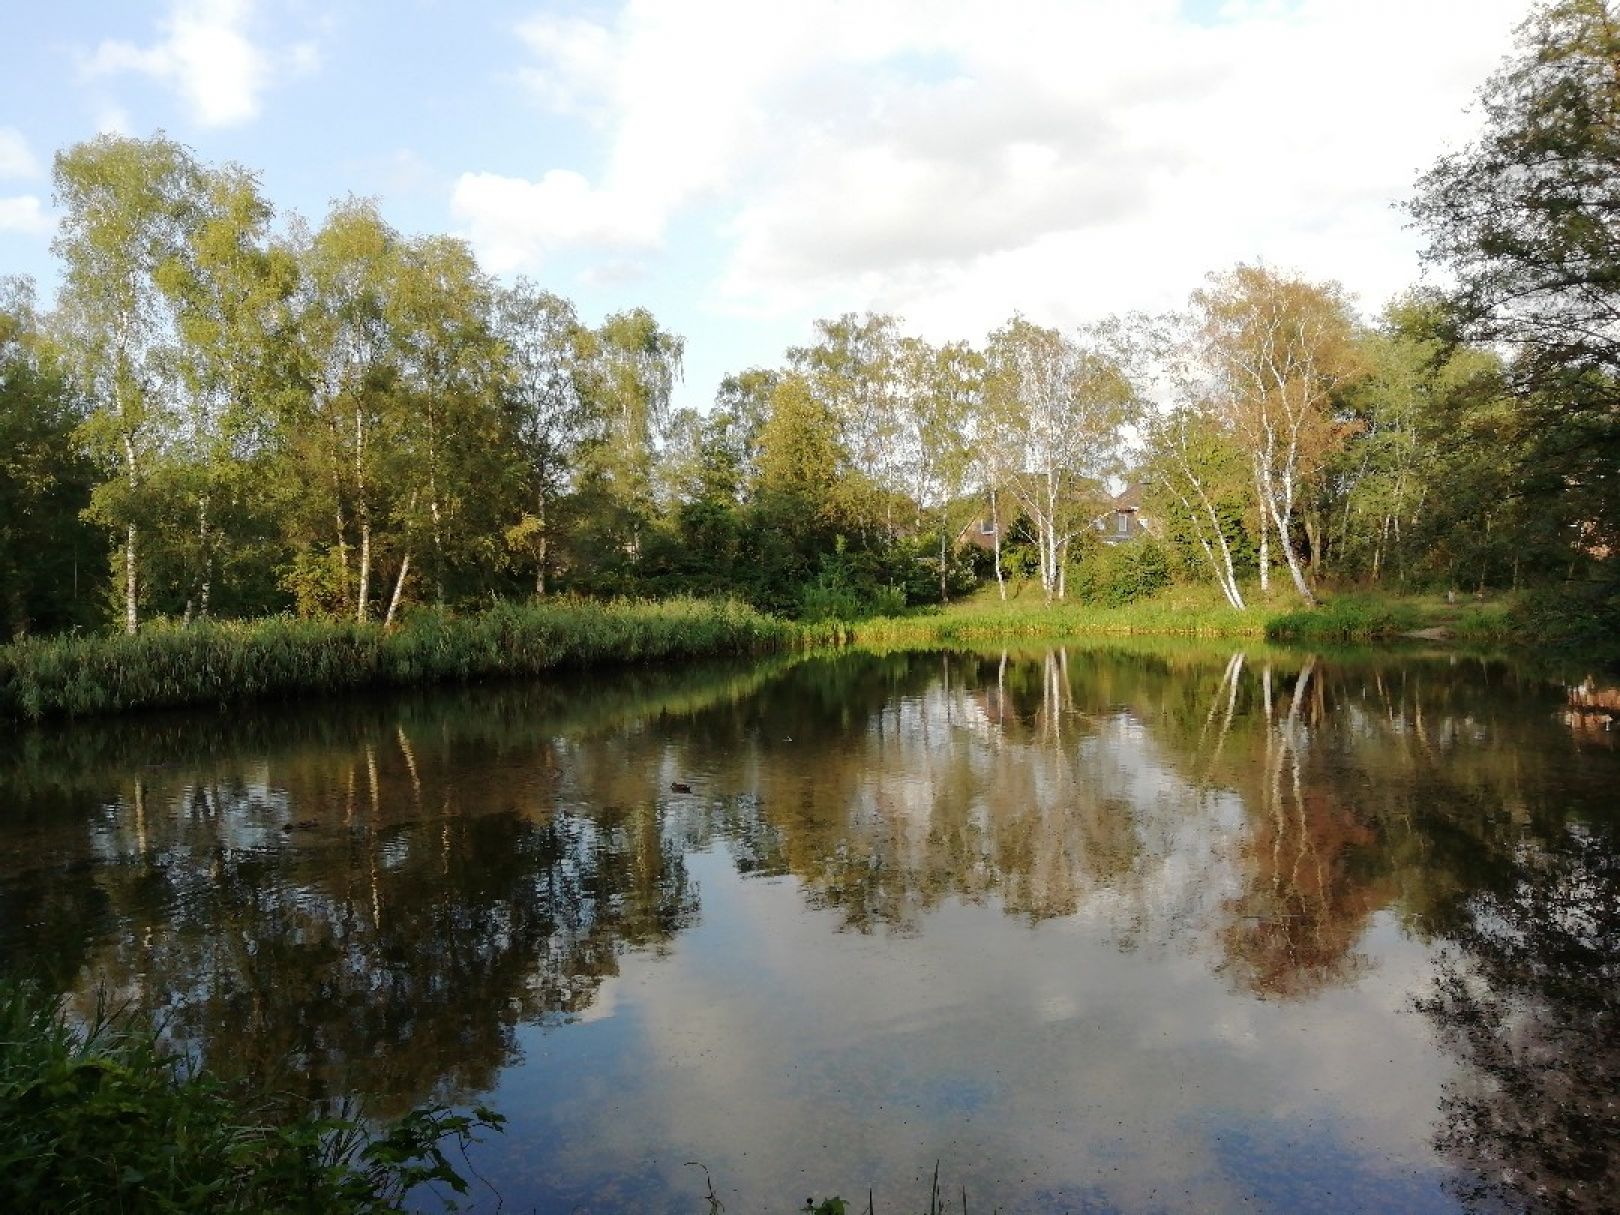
[0,979,504,1213]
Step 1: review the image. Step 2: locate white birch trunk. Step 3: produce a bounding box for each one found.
[384,551,411,626]
[990,486,1006,601]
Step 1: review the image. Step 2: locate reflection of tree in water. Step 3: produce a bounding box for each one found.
[726,647,1609,1007]
[0,674,730,1119]
[6,645,1617,1161]
[74,800,694,1120]
[1212,659,1385,1000]
[1418,822,1620,1214]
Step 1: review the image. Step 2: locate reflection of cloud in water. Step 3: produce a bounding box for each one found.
[562,866,1458,1214]
[5,646,1614,1211]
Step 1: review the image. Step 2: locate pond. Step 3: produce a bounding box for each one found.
[2,643,1616,1213]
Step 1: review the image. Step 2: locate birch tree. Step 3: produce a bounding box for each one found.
[52,134,201,633]
[162,162,295,621]
[387,234,502,615]
[496,281,593,595]
[712,368,778,500]
[790,312,903,536]
[578,308,684,558]
[1193,266,1360,606]
[290,200,402,623]
[985,316,1136,601]
[897,337,981,601]
[1142,406,1250,609]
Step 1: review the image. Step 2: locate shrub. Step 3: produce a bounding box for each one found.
[1507,582,1620,660]
[1071,540,1173,607]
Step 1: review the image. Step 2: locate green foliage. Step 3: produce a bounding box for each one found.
[851,586,1269,644]
[0,979,502,1213]
[1506,582,1620,659]
[1265,594,1520,645]
[13,130,1618,649]
[1411,0,1620,579]
[0,280,105,636]
[797,540,907,622]
[1071,539,1173,607]
[1266,597,1427,643]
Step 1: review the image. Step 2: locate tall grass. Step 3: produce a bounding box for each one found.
[0,587,1542,722]
[855,585,1526,650]
[0,598,847,721]
[850,588,1271,646]
[1265,594,1515,644]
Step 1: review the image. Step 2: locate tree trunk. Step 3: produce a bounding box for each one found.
[1041,523,1057,602]
[196,493,212,622]
[938,505,949,603]
[1253,469,1271,593]
[1173,479,1245,610]
[1258,518,1270,594]
[429,497,444,607]
[121,426,139,634]
[1268,499,1317,605]
[357,519,371,624]
[535,491,548,597]
[124,522,138,635]
[354,402,370,624]
[384,550,411,626]
[990,487,1005,601]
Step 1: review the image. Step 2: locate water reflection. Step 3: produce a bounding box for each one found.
[1,644,1615,1211]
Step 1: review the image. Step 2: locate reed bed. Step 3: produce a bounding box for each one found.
[0,598,845,721]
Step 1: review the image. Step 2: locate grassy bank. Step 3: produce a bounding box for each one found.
[0,598,843,721]
[0,586,1553,722]
[0,980,501,1213]
[850,587,1269,645]
[1267,593,1514,643]
[848,584,1520,648]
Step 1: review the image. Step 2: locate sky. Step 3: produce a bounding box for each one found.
[1,0,1531,413]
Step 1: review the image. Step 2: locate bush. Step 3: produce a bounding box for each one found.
[1507,582,1620,660]
[795,539,907,622]
[1071,540,1173,607]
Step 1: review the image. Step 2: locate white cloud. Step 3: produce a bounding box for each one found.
[0,196,54,237]
[464,0,1523,337]
[514,14,618,117]
[0,129,41,180]
[80,0,287,128]
[451,169,663,273]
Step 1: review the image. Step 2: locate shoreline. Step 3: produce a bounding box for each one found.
[0,591,1593,723]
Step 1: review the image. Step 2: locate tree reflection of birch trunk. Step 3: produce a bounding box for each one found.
[133,777,147,855]
[396,724,422,803]
[1203,651,1246,779]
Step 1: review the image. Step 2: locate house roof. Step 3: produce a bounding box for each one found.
[1111,481,1144,512]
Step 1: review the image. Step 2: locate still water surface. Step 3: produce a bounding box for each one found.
[2,644,1616,1213]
